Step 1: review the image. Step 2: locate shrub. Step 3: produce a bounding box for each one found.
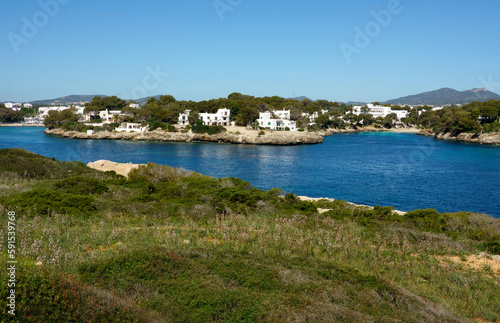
[54,176,109,195]
[191,124,226,135]
[148,119,167,131]
[258,131,265,136]
[0,148,92,179]
[129,163,193,184]
[0,188,97,216]
[0,265,141,321]
[405,208,448,233]
[480,241,500,254]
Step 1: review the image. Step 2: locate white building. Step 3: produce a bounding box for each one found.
[129,103,140,109]
[257,111,297,131]
[273,109,291,120]
[199,108,231,126]
[23,103,33,108]
[301,110,329,124]
[4,102,22,111]
[99,109,124,123]
[38,106,73,117]
[352,104,408,120]
[115,123,148,133]
[178,110,190,125]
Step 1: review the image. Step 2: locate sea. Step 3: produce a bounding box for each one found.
[1,127,499,218]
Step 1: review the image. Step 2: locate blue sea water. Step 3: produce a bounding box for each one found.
[1,127,499,217]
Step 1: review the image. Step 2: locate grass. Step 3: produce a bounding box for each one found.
[1,149,499,322]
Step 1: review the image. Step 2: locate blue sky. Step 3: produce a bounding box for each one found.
[1,0,499,102]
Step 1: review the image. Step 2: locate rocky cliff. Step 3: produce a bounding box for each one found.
[44,128,324,145]
[417,129,500,145]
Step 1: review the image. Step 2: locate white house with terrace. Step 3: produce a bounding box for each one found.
[257,111,297,131]
[178,110,191,125]
[199,108,231,126]
[352,104,408,120]
[115,122,148,133]
[302,110,329,124]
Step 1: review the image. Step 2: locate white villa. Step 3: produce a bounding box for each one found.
[199,108,231,126]
[273,109,291,120]
[115,123,148,133]
[178,110,191,125]
[129,103,140,109]
[302,109,329,124]
[39,106,73,117]
[353,104,408,120]
[257,111,297,131]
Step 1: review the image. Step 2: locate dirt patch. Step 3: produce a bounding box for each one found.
[438,253,500,276]
[87,160,142,177]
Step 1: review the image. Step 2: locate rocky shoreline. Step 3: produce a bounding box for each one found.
[43,126,422,145]
[44,128,325,145]
[417,129,500,145]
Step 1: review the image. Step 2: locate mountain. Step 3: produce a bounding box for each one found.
[134,95,162,106]
[345,101,368,106]
[289,96,311,102]
[31,95,106,106]
[385,88,500,106]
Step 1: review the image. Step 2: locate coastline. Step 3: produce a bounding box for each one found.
[297,195,406,215]
[0,123,45,127]
[319,126,419,136]
[417,129,500,146]
[87,159,408,215]
[44,127,325,145]
[43,126,420,146]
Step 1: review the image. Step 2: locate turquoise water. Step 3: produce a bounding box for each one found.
[1,127,499,217]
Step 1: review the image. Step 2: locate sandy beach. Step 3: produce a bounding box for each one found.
[87,160,142,177]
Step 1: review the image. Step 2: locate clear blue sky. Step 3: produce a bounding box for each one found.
[1,0,499,103]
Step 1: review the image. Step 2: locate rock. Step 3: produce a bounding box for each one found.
[417,129,500,146]
[43,128,325,145]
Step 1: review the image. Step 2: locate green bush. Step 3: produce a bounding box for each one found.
[0,148,92,179]
[0,188,97,216]
[191,124,226,135]
[0,265,140,322]
[404,208,448,232]
[149,119,167,131]
[258,131,265,136]
[54,176,109,195]
[480,241,500,255]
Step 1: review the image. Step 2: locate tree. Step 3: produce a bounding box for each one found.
[383,113,398,128]
[43,109,79,129]
[0,107,23,122]
[237,106,258,126]
[228,92,243,100]
[158,95,176,106]
[316,113,331,129]
[188,111,200,126]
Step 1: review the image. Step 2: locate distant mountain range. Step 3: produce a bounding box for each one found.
[384,88,500,106]
[5,87,500,107]
[289,96,311,102]
[30,95,107,105]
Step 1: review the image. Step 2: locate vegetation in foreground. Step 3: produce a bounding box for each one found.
[0,149,499,322]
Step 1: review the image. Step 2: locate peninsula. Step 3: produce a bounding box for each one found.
[44,127,324,145]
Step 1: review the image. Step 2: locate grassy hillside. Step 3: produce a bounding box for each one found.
[0,149,499,322]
